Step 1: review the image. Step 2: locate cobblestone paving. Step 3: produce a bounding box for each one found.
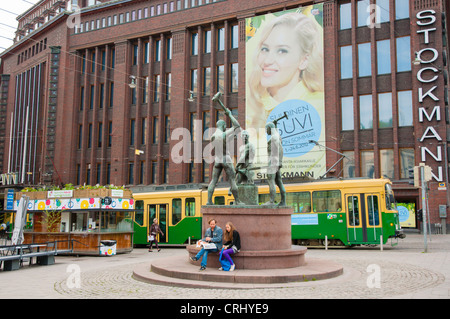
[2,234,449,299]
[52,257,444,299]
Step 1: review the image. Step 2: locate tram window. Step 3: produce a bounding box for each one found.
[258,193,280,204]
[312,190,341,212]
[385,184,396,210]
[367,195,380,226]
[134,200,144,226]
[348,196,360,226]
[186,198,196,216]
[172,198,182,225]
[214,196,225,205]
[286,192,311,213]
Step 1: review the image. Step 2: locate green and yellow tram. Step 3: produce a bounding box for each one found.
[132,178,405,247]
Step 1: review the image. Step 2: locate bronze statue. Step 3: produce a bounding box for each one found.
[207,93,243,205]
[264,121,286,207]
[235,130,256,185]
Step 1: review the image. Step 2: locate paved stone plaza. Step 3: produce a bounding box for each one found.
[0,233,449,299]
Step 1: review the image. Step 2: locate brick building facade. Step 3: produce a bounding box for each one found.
[1,0,450,231]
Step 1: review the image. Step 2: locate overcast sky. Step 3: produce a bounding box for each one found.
[0,0,41,54]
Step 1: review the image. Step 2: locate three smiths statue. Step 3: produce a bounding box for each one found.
[207,92,243,205]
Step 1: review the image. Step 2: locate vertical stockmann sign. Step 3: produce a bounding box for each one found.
[245,4,325,180]
[415,9,446,182]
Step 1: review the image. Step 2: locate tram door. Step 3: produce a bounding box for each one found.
[148,204,168,243]
[365,194,382,244]
[346,194,382,244]
[346,194,363,243]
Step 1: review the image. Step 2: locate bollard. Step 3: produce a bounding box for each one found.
[380,235,383,251]
[325,235,328,250]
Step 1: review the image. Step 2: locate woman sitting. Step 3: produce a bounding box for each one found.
[220,222,241,271]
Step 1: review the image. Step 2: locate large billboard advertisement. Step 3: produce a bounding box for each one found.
[245,4,325,180]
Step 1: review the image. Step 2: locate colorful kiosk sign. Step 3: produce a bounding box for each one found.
[13,189,135,255]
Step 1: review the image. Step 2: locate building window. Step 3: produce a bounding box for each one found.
[90,85,95,109]
[343,151,355,178]
[400,148,414,179]
[395,0,409,20]
[341,96,354,131]
[155,39,161,62]
[129,162,134,185]
[88,123,92,148]
[143,76,149,103]
[131,87,137,105]
[163,160,169,183]
[191,69,198,94]
[111,48,115,68]
[109,82,114,107]
[202,111,210,137]
[153,117,159,144]
[380,149,394,179]
[203,67,211,96]
[358,42,371,77]
[133,44,138,65]
[78,125,83,149]
[80,87,85,110]
[398,90,413,126]
[217,65,224,93]
[141,118,147,145]
[99,84,104,109]
[230,63,238,93]
[98,122,103,148]
[139,161,145,184]
[96,163,101,184]
[130,119,135,146]
[376,0,390,24]
[191,32,198,55]
[357,0,370,27]
[359,95,373,129]
[202,160,209,183]
[396,36,411,72]
[164,116,170,143]
[361,151,375,178]
[151,161,157,184]
[376,39,391,75]
[340,45,352,79]
[217,27,225,51]
[231,24,239,49]
[108,122,112,147]
[154,75,160,102]
[204,30,211,53]
[91,51,96,72]
[189,113,196,142]
[165,73,171,101]
[144,42,149,64]
[339,2,352,30]
[107,163,111,184]
[378,92,392,128]
[166,37,172,60]
[101,50,106,70]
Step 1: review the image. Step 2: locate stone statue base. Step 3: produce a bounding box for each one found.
[237,184,258,205]
[187,205,306,269]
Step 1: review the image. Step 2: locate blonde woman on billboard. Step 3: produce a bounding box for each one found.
[246,11,324,132]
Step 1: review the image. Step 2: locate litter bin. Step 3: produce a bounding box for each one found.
[99,240,117,256]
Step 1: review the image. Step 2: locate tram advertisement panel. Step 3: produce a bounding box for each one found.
[245,4,325,180]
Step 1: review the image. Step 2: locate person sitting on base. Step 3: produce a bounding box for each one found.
[190,219,223,271]
[219,221,241,271]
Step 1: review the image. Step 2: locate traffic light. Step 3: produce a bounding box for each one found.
[408,167,420,187]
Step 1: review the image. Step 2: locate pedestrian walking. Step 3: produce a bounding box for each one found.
[148,218,164,252]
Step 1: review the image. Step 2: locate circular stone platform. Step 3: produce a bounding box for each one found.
[132,254,344,289]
